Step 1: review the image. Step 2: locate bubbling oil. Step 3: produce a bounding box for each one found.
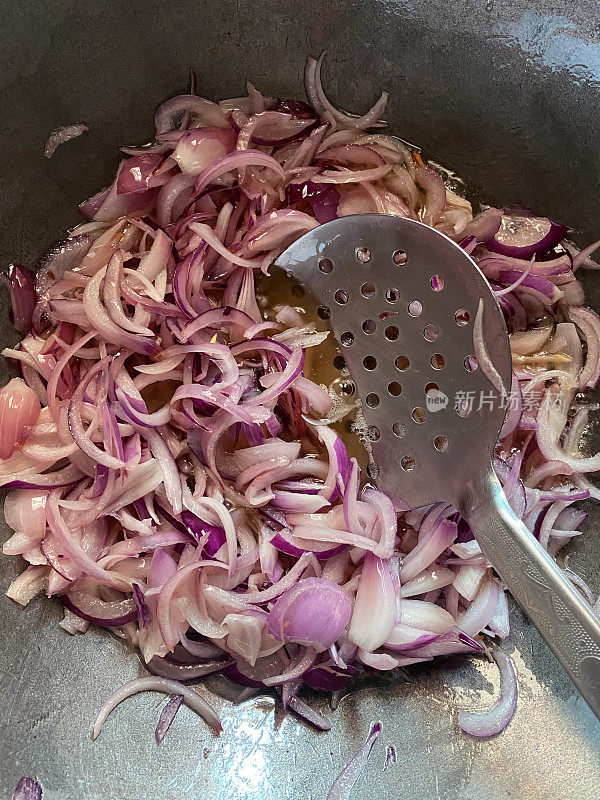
[257,266,374,472]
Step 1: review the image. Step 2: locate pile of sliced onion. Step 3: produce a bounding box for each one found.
[1,53,598,749]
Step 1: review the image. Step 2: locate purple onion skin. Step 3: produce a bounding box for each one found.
[221,663,264,688]
[303,666,354,692]
[268,577,352,650]
[180,510,226,555]
[60,596,138,628]
[12,777,42,800]
[276,99,316,118]
[486,217,569,260]
[1,264,36,334]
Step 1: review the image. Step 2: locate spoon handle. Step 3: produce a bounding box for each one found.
[465,468,600,721]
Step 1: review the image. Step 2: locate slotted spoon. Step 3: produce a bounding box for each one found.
[275,213,600,718]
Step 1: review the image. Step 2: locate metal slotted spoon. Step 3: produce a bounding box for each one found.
[275,213,600,718]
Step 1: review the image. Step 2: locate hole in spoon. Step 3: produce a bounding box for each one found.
[366,392,380,408]
[363,355,377,370]
[434,435,449,452]
[455,309,470,326]
[430,275,445,292]
[395,355,410,371]
[368,425,380,441]
[464,355,479,372]
[393,250,408,265]
[340,331,354,347]
[362,319,376,334]
[392,422,406,437]
[401,456,415,472]
[423,324,440,342]
[317,305,330,320]
[333,355,346,370]
[361,282,376,298]
[412,406,427,423]
[334,289,348,305]
[356,247,371,263]
[408,301,422,317]
[431,353,446,370]
[319,258,333,273]
[388,381,402,396]
[385,325,399,341]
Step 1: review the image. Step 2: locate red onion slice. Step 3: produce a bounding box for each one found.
[268,577,351,651]
[91,676,222,739]
[486,214,569,259]
[44,123,88,158]
[327,721,382,800]
[154,694,183,744]
[458,649,517,737]
[12,777,43,800]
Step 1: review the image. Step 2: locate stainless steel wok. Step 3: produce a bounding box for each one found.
[1,1,599,797]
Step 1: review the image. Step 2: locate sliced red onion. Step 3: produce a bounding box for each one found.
[46,492,126,589]
[116,153,164,193]
[458,207,503,242]
[499,373,522,440]
[44,123,88,158]
[172,127,236,175]
[92,676,222,739]
[61,593,137,627]
[509,326,552,355]
[498,270,561,301]
[147,656,229,681]
[414,164,446,226]
[269,531,345,559]
[287,695,333,730]
[230,110,318,146]
[487,590,510,638]
[458,649,517,737]
[399,518,457,583]
[180,510,226,555]
[453,565,487,601]
[306,52,388,130]
[457,577,500,637]
[348,553,395,652]
[4,57,600,744]
[221,663,264,688]
[35,234,92,299]
[537,389,600,472]
[154,94,229,134]
[473,298,506,395]
[384,624,439,652]
[326,721,382,800]
[303,664,356,692]
[287,180,340,223]
[194,148,286,195]
[12,778,43,800]
[155,694,183,744]
[0,264,36,334]
[398,599,455,633]
[268,577,351,651]
[133,583,150,628]
[486,215,569,259]
[567,306,600,388]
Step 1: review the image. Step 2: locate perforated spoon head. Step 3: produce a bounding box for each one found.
[275,214,512,509]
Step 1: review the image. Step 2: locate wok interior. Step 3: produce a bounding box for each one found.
[1,2,600,798]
